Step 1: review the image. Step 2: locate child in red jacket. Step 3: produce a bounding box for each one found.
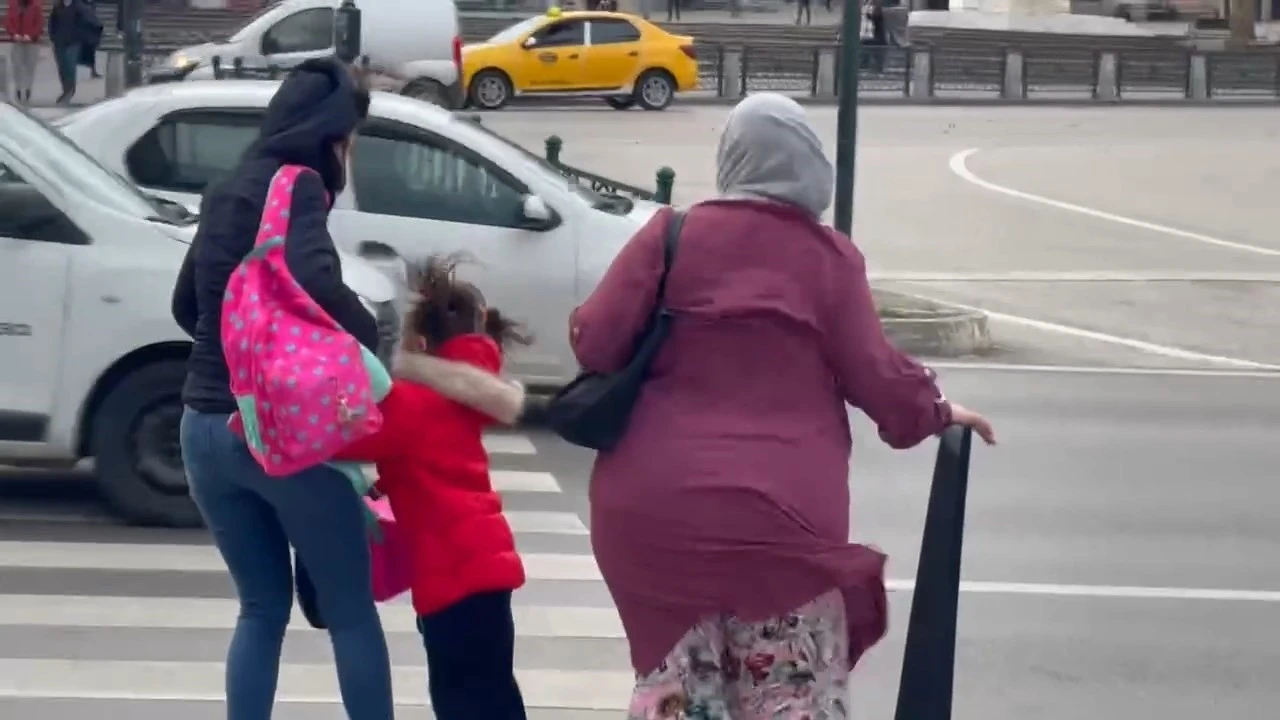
[334,254,531,720]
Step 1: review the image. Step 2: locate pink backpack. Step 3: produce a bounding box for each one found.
[222,165,391,477]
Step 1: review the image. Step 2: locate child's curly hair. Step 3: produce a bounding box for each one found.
[405,254,533,355]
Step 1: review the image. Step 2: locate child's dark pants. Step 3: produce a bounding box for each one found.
[417,590,528,720]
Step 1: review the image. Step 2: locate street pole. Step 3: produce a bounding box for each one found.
[334,0,363,64]
[120,0,144,88]
[832,0,863,236]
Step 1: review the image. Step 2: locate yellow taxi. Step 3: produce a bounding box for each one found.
[461,8,700,111]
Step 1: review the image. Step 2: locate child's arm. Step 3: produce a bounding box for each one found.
[332,382,419,462]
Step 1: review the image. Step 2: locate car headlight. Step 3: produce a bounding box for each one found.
[169,53,196,70]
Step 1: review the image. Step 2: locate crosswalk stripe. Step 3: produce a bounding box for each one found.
[0,541,607,580]
[0,594,625,638]
[505,511,588,535]
[0,659,635,710]
[491,470,563,493]
[482,434,539,456]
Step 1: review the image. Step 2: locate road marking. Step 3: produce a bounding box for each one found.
[928,361,1280,378]
[505,510,589,535]
[483,433,538,456]
[948,148,1280,258]
[0,659,635,710]
[491,470,564,493]
[885,580,1280,603]
[6,542,1280,603]
[0,594,626,638]
[900,289,1280,371]
[872,270,1280,283]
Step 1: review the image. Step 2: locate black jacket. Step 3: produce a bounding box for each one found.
[47,0,96,47]
[172,59,378,414]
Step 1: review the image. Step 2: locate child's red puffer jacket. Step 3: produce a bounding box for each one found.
[334,334,525,615]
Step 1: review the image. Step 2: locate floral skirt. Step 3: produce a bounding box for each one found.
[627,589,850,720]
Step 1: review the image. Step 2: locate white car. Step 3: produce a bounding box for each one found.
[57,81,662,389]
[0,101,399,528]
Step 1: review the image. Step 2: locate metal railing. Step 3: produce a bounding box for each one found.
[693,43,1280,101]
[100,40,1280,104]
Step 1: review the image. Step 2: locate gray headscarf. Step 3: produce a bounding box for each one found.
[715,93,834,218]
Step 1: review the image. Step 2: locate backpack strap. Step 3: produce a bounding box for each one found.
[243,165,325,261]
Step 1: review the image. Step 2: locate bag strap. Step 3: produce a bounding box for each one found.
[653,208,686,307]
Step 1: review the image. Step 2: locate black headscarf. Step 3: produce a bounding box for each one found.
[248,58,369,196]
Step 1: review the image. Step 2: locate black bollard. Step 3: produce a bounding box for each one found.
[894,425,973,720]
[334,0,363,64]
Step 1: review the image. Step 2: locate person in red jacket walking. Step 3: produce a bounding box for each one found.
[335,254,531,720]
[5,0,44,103]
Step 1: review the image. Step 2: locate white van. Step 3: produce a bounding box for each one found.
[149,0,465,107]
[0,102,398,528]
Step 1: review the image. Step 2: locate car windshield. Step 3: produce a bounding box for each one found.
[485,16,544,44]
[228,4,279,43]
[461,119,613,207]
[1,104,191,224]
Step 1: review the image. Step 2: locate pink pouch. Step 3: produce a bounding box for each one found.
[366,495,412,603]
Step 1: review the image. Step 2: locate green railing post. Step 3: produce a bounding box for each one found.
[545,135,563,165]
[655,166,675,205]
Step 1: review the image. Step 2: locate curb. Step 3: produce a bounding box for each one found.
[875,289,992,358]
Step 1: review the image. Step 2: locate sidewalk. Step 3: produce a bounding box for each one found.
[3,46,109,108]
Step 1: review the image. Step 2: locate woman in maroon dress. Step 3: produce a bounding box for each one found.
[571,92,995,718]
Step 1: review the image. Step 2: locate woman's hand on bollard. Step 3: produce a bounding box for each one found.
[949,402,996,446]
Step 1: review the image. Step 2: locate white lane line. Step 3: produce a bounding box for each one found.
[0,659,635,710]
[505,511,589,535]
[483,433,538,456]
[928,361,1280,378]
[900,288,1280,371]
[491,470,563,493]
[0,541,605,580]
[871,270,1280,283]
[948,147,1280,258]
[5,542,1280,603]
[0,594,625,638]
[887,580,1280,603]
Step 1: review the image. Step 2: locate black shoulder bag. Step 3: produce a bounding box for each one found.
[545,210,685,451]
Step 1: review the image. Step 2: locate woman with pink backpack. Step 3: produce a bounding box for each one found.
[171,58,524,720]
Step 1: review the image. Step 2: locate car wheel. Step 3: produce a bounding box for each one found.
[402,77,450,108]
[92,360,202,528]
[635,69,675,111]
[605,96,636,110]
[469,69,513,110]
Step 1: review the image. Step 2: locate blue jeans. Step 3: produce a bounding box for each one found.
[180,408,395,720]
[53,42,79,95]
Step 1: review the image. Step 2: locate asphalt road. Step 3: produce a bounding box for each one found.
[2,366,1279,719]
[476,105,1280,370]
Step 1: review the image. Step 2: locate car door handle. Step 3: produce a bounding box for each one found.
[627,51,638,56]
[568,53,580,59]
[358,241,399,259]
[538,52,557,62]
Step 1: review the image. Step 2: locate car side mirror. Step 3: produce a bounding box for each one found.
[521,195,552,224]
[522,36,538,49]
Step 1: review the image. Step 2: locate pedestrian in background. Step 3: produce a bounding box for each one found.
[79,0,103,78]
[572,92,995,718]
[47,0,94,104]
[4,0,43,104]
[796,0,812,25]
